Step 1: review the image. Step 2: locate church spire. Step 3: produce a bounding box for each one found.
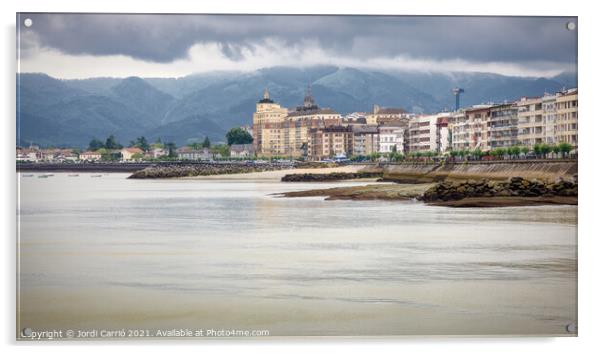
[303,83,315,108]
[258,87,274,104]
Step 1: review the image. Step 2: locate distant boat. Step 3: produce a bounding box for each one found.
[37,174,49,178]
[90,174,103,178]
[21,174,33,177]
[68,174,79,177]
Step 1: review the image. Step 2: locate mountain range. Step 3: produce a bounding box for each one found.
[16,66,577,148]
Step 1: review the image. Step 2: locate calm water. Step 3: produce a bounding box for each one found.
[17,172,577,337]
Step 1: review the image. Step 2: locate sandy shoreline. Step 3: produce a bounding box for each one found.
[180,165,364,181]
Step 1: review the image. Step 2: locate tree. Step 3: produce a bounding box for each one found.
[533,144,543,158]
[520,146,529,156]
[104,135,122,150]
[211,144,231,158]
[509,146,521,159]
[88,138,104,151]
[540,144,551,158]
[368,152,381,162]
[130,136,150,151]
[558,143,573,158]
[226,127,253,146]
[164,142,177,158]
[551,144,561,158]
[472,148,484,160]
[188,142,203,150]
[202,136,211,148]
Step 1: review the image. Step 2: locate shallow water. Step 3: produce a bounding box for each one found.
[17,172,577,337]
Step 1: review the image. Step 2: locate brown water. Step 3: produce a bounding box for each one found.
[17,172,577,338]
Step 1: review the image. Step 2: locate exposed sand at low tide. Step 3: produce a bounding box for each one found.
[181,165,365,181]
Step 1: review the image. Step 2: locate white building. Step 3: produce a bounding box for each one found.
[176,147,212,160]
[230,144,254,158]
[378,124,404,153]
[408,113,451,153]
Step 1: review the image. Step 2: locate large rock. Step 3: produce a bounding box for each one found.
[420,177,577,202]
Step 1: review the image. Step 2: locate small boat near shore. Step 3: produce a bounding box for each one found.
[68,174,79,177]
[21,174,34,177]
[90,174,103,178]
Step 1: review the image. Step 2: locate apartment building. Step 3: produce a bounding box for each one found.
[378,124,404,154]
[465,105,492,150]
[351,125,379,156]
[516,96,544,147]
[409,114,434,152]
[408,113,452,153]
[449,110,470,151]
[435,115,450,153]
[542,93,557,145]
[488,103,519,149]
[554,88,578,149]
[307,125,353,161]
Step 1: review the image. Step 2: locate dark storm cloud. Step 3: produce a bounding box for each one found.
[19,14,577,65]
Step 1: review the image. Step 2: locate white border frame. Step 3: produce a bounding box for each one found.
[3,1,599,353]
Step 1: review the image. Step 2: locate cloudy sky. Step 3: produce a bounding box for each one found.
[17,14,577,79]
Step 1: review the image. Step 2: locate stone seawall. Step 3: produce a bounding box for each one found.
[128,162,292,179]
[382,160,577,183]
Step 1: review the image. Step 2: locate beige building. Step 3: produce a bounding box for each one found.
[542,93,557,145]
[252,88,289,157]
[307,125,352,161]
[366,105,409,125]
[408,115,433,152]
[554,88,578,150]
[517,97,544,147]
[120,147,144,161]
[464,105,492,150]
[449,110,470,151]
[253,87,342,158]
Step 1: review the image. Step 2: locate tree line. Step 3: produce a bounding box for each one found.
[86,128,253,160]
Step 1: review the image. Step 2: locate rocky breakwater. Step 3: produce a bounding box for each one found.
[128,162,290,179]
[281,171,382,182]
[420,177,578,207]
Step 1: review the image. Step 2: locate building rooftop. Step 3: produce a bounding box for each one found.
[287,108,338,117]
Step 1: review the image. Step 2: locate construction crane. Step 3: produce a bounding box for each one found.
[452,87,465,111]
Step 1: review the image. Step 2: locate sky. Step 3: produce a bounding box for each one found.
[17,14,578,79]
